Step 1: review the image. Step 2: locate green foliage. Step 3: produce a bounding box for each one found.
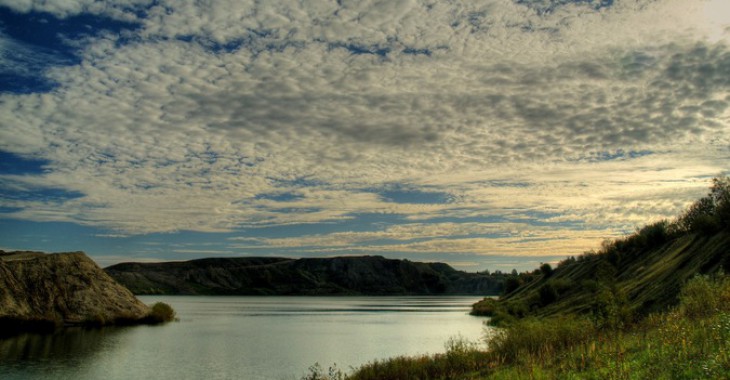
[591,286,632,330]
[470,297,500,316]
[539,263,553,278]
[538,283,558,306]
[147,302,176,323]
[635,220,671,248]
[676,176,730,234]
[488,315,596,364]
[547,278,573,294]
[679,274,730,318]
[347,336,490,380]
[485,274,730,379]
[557,256,576,268]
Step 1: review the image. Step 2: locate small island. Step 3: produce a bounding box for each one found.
[0,251,174,336]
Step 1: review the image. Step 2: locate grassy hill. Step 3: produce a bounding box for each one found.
[473,177,730,325]
[473,230,730,323]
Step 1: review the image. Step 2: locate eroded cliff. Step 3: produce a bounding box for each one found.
[0,251,152,332]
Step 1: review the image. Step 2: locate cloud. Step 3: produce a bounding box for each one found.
[0,0,728,259]
[0,0,151,20]
[228,221,618,258]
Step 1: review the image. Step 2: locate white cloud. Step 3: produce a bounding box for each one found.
[0,0,152,20]
[228,221,617,258]
[0,0,728,258]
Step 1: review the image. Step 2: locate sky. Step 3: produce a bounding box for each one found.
[0,0,728,272]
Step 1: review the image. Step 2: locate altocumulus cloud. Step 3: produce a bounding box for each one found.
[0,0,728,268]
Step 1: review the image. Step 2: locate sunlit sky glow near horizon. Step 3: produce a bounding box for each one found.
[0,0,729,272]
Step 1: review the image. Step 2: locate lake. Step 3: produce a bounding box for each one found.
[0,296,489,380]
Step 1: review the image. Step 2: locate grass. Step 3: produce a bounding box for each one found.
[302,274,730,379]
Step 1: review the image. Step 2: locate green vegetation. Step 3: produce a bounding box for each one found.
[473,176,730,321]
[145,302,176,324]
[302,337,492,380]
[301,177,730,379]
[484,274,730,379]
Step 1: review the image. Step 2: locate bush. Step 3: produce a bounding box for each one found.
[591,286,632,330]
[147,302,176,323]
[540,263,553,277]
[679,274,730,318]
[538,283,558,306]
[675,177,730,234]
[636,220,670,247]
[471,297,500,316]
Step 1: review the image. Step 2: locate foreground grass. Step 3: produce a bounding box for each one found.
[487,310,730,379]
[303,275,730,379]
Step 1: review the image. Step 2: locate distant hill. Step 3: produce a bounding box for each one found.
[105,255,505,296]
[473,177,730,323]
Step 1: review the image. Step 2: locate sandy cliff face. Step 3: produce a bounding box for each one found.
[0,251,151,327]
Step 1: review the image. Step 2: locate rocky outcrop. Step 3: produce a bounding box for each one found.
[106,255,505,296]
[0,251,152,333]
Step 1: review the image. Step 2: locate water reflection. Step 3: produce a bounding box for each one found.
[0,327,124,365]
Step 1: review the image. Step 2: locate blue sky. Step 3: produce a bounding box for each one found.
[1,0,729,272]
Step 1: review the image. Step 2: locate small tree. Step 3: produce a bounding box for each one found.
[538,283,558,306]
[540,263,553,278]
[676,176,730,233]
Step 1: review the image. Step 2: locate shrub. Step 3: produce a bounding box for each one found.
[591,286,632,330]
[538,283,558,306]
[548,278,574,295]
[148,302,176,323]
[679,274,730,318]
[636,220,670,247]
[471,297,500,316]
[505,301,529,318]
[540,263,553,277]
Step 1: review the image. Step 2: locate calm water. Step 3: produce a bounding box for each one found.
[0,296,489,380]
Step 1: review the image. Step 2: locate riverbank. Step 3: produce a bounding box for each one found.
[303,273,730,379]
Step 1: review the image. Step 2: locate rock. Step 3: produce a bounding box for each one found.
[0,251,152,333]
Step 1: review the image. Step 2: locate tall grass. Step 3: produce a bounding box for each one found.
[487,273,730,379]
[488,315,596,365]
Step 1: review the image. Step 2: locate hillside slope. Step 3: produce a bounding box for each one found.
[106,255,504,295]
[476,231,730,319]
[0,251,153,333]
[473,177,730,321]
